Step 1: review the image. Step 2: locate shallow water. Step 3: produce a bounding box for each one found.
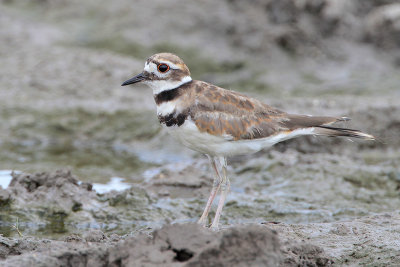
[0,170,13,189]
[92,177,132,193]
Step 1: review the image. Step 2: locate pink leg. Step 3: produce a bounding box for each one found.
[198,156,221,226]
[211,157,230,230]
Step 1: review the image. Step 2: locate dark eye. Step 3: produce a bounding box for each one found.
[157,64,170,73]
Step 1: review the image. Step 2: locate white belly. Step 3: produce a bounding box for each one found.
[163,119,315,157]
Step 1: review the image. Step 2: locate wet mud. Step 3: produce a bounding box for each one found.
[1,0,400,266]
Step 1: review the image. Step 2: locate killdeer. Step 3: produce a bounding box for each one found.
[122,53,375,230]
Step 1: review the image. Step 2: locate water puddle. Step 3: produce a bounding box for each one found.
[92,177,132,193]
[0,170,17,188]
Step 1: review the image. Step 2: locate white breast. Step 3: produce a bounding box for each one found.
[157,101,177,116]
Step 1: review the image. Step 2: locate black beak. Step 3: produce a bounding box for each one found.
[121,72,146,86]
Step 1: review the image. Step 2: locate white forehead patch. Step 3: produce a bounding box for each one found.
[144,62,156,72]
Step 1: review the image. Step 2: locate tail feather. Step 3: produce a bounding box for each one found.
[314,126,375,140]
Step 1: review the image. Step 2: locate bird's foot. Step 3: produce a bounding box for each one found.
[197,217,207,227]
[210,223,219,231]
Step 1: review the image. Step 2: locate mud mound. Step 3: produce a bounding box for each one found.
[0,236,49,260]
[2,216,399,266]
[8,170,96,214]
[0,223,331,267]
[108,224,283,266]
[1,237,111,267]
[2,170,163,236]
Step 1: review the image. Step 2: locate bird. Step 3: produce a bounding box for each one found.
[121,53,375,230]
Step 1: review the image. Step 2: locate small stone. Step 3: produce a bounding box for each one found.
[0,188,11,205]
[80,182,93,191]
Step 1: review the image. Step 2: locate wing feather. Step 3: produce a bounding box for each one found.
[187,81,345,141]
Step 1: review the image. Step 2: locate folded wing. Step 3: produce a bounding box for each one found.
[189,82,374,141]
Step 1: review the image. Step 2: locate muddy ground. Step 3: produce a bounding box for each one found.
[0,0,400,266]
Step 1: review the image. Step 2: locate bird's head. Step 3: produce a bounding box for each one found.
[121,53,192,94]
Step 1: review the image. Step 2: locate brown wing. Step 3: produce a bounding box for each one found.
[188,81,344,141]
